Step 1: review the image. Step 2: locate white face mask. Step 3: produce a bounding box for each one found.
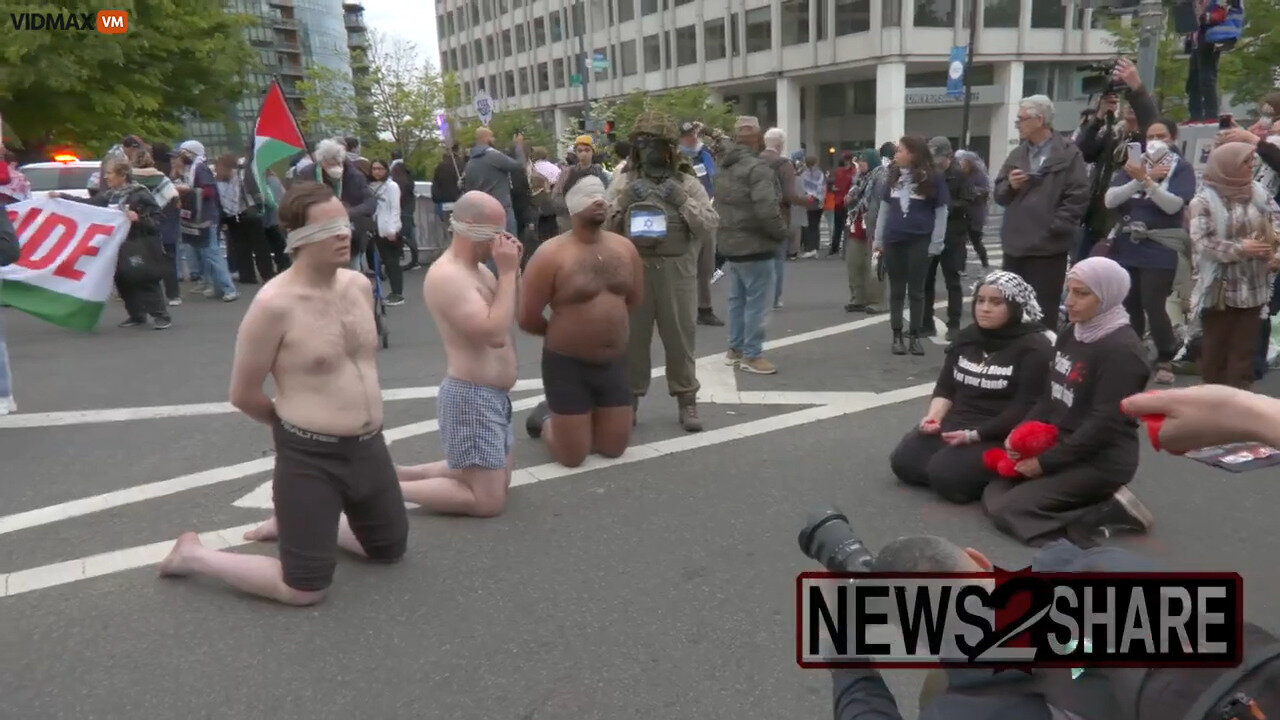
[325,165,343,179]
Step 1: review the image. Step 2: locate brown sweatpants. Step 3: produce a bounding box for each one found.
[1201,305,1264,389]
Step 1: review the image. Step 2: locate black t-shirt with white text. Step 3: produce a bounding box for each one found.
[934,331,1054,441]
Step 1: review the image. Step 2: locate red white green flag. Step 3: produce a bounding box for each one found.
[250,80,307,209]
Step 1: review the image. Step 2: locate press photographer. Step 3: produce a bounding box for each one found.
[1075,57,1159,260]
[800,509,1280,720]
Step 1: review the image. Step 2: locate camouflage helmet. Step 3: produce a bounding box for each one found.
[630,110,679,142]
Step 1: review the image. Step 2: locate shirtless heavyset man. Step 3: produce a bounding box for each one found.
[394,191,521,517]
[159,183,408,606]
[521,171,644,468]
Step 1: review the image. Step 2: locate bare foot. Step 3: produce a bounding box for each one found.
[243,515,278,542]
[158,532,202,577]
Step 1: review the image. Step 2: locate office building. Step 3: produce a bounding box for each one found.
[185,0,356,156]
[435,0,1120,168]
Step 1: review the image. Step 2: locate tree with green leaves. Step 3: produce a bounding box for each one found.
[566,86,737,150]
[1217,0,1280,110]
[0,0,259,162]
[296,65,359,140]
[359,32,446,163]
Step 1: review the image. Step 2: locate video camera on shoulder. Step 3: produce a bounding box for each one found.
[1079,61,1129,97]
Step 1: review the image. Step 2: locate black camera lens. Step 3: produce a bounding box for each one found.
[798,507,876,573]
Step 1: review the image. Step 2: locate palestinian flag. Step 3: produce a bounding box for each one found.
[250,80,307,209]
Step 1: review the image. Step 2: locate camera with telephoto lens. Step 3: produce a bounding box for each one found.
[1079,61,1128,97]
[797,507,876,573]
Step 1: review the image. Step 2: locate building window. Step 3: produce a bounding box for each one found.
[782,0,808,46]
[477,77,486,92]
[817,83,847,116]
[572,1,585,35]
[590,0,607,27]
[730,12,741,55]
[517,25,527,52]
[470,0,480,25]
[437,15,446,39]
[641,0,668,14]
[835,0,869,33]
[852,79,876,113]
[473,39,484,64]
[1030,0,1065,27]
[449,49,458,71]
[534,17,546,44]
[745,7,770,53]
[817,0,828,38]
[554,58,566,87]
[704,18,726,60]
[643,33,661,71]
[504,70,515,96]
[537,61,550,90]
[460,46,470,67]
[593,46,609,78]
[498,0,507,12]
[985,0,1019,26]
[489,74,498,95]
[518,67,529,94]
[620,38,638,75]
[883,0,901,26]
[675,24,697,65]
[486,37,495,60]
[618,0,635,22]
[502,29,512,56]
[914,0,953,26]
[551,11,564,41]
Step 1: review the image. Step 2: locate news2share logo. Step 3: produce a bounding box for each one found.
[797,569,1243,670]
[9,11,129,34]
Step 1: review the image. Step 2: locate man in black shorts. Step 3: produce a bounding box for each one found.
[520,173,644,467]
[159,182,407,605]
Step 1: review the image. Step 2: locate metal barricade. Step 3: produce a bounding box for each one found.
[411,181,448,267]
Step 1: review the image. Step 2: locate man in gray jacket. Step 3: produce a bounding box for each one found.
[994,95,1090,330]
[714,137,789,375]
[461,128,526,234]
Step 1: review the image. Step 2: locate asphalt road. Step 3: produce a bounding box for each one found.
[3,231,1280,720]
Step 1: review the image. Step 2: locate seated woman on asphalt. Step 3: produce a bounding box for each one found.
[982,257,1153,548]
[890,271,1052,504]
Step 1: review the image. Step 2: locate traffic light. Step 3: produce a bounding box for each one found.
[604,117,616,142]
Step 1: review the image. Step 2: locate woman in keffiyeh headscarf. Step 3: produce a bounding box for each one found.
[1188,142,1280,389]
[890,271,1053,505]
[981,257,1153,548]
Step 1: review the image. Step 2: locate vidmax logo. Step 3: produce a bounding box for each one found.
[7,11,128,33]
[97,10,128,34]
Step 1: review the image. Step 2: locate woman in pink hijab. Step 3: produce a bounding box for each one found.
[982,257,1153,548]
[1187,142,1280,389]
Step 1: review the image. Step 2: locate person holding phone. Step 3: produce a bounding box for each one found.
[1103,119,1196,385]
[995,95,1091,331]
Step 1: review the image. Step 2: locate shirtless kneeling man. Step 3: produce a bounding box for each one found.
[520,172,644,467]
[160,182,408,606]
[395,191,521,517]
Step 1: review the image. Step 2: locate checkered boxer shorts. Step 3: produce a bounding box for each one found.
[438,377,514,470]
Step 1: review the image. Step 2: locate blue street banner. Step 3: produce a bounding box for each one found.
[946,46,968,99]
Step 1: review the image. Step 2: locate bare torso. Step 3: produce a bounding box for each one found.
[545,231,635,364]
[268,269,384,436]
[425,255,518,389]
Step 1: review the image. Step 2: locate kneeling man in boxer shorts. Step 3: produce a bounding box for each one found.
[394,191,522,517]
[160,182,408,606]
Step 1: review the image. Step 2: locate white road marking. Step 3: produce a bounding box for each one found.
[1,382,934,598]
[0,378,548,429]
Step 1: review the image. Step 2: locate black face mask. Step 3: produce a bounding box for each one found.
[634,136,673,178]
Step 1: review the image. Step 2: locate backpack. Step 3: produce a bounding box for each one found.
[1203,0,1244,46]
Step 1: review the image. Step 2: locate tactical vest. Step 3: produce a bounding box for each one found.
[624,177,691,258]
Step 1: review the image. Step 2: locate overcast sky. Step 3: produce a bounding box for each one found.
[359,0,441,71]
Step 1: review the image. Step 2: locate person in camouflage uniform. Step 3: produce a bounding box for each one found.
[605,110,719,432]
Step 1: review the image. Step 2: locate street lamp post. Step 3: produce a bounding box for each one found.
[959,0,980,149]
[1136,0,1163,90]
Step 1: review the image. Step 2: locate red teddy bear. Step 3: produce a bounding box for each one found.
[983,421,1059,479]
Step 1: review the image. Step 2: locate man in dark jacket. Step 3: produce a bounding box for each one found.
[994,95,1090,331]
[460,128,525,234]
[1074,57,1158,258]
[431,144,464,219]
[922,137,972,341]
[714,136,789,375]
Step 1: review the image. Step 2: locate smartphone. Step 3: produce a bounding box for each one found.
[1219,113,1234,129]
[1126,142,1143,166]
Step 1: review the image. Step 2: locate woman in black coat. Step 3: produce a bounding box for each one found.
[52,156,171,329]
